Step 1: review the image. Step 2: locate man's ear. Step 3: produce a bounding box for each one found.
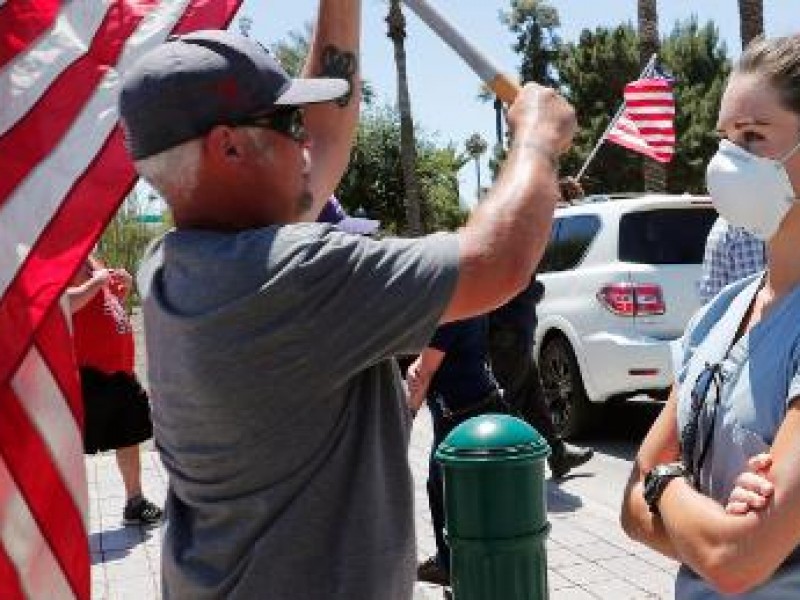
[205,126,243,164]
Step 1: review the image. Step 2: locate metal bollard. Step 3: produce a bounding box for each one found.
[435,414,551,600]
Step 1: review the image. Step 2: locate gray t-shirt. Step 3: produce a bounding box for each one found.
[672,274,800,599]
[137,223,459,600]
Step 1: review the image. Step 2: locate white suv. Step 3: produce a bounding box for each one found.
[534,194,717,437]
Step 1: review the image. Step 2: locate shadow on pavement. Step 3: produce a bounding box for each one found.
[90,524,158,564]
[546,480,584,513]
[569,397,664,462]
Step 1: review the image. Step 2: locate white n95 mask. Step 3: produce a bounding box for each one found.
[706,138,800,240]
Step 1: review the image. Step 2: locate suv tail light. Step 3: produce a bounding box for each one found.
[598,282,665,317]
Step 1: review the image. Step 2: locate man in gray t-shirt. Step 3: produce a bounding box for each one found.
[139,226,458,599]
[120,8,576,599]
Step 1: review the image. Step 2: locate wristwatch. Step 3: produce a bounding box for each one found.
[643,462,687,515]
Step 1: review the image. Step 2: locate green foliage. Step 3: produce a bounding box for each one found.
[258,22,464,232]
[556,25,643,193]
[337,105,466,234]
[500,0,561,87]
[96,195,169,307]
[660,19,731,193]
[418,140,467,233]
[270,24,311,77]
[465,133,489,158]
[500,5,731,195]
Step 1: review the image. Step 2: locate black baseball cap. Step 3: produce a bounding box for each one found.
[119,29,349,160]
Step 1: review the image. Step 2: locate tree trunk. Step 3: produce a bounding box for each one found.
[387,0,423,235]
[738,0,764,50]
[637,0,666,192]
[474,157,481,200]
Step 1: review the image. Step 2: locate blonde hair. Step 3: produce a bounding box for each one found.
[736,35,800,116]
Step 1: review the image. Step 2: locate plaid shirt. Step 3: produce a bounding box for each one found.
[698,217,766,303]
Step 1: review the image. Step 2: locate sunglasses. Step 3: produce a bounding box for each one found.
[233,107,306,142]
[680,362,724,488]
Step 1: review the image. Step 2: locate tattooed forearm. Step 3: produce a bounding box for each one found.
[319,45,357,107]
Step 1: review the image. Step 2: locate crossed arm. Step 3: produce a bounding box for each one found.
[620,388,800,595]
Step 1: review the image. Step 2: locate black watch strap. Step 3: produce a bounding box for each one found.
[643,462,687,515]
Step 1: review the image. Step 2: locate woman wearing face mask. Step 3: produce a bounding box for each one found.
[620,35,800,598]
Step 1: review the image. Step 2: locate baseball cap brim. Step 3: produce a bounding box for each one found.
[275,78,350,106]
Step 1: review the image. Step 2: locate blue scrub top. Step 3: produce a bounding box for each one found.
[672,272,800,599]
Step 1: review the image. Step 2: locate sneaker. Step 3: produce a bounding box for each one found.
[417,556,450,586]
[123,496,164,526]
[548,442,594,479]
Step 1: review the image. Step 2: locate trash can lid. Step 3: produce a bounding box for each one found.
[435,414,551,463]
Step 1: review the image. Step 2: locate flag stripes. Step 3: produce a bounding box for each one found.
[607,77,676,164]
[0,0,110,135]
[0,542,25,600]
[0,0,60,69]
[1,0,242,387]
[0,1,242,597]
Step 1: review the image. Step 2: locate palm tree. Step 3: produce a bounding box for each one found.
[738,0,764,50]
[465,133,488,201]
[387,0,423,235]
[637,0,666,192]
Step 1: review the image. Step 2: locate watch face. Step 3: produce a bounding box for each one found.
[644,468,661,496]
[644,463,685,512]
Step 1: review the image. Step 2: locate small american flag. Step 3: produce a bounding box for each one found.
[0,1,240,598]
[607,77,676,163]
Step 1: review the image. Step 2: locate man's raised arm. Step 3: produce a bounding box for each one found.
[302,0,362,217]
[444,83,576,322]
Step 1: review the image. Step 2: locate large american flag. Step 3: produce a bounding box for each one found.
[606,77,676,164]
[0,1,240,598]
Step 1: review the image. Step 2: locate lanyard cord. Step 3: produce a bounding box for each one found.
[691,364,724,488]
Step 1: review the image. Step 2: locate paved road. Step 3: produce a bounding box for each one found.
[556,399,664,514]
[90,406,676,600]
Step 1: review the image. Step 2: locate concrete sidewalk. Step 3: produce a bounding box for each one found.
[88,407,677,599]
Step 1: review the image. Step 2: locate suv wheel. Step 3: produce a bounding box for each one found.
[539,336,591,439]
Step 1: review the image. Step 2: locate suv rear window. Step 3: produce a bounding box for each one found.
[539,214,601,273]
[618,208,717,265]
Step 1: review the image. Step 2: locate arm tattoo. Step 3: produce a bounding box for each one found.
[320,45,357,107]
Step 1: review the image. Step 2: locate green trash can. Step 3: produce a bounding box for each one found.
[435,413,551,600]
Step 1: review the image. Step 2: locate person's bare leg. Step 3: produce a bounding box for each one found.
[115,444,142,501]
[117,444,163,525]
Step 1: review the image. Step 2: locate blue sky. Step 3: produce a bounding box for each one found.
[235,1,796,208]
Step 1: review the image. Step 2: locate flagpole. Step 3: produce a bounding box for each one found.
[401,0,521,104]
[575,53,659,182]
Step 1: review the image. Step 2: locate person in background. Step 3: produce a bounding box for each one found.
[620,35,800,598]
[317,195,380,235]
[118,1,576,594]
[487,275,593,479]
[697,216,766,303]
[405,316,504,586]
[488,176,592,478]
[66,255,163,526]
[557,175,586,205]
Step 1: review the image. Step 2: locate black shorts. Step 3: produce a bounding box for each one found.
[80,367,153,454]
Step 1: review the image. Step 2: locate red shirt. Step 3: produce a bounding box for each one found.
[72,285,134,374]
